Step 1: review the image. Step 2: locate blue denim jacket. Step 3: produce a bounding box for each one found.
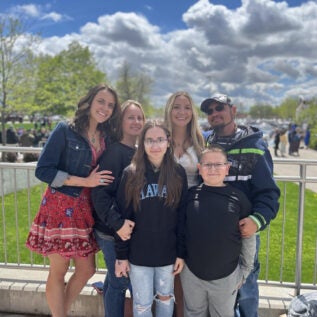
[35,121,94,197]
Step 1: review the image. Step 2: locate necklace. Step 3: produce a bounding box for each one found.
[88,131,98,144]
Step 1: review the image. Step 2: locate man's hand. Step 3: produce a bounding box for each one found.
[239,217,258,237]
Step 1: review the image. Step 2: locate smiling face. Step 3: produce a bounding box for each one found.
[144,126,169,167]
[122,104,145,138]
[89,89,115,125]
[198,151,230,187]
[171,95,193,128]
[206,102,237,136]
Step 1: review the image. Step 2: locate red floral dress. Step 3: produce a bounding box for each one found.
[26,141,105,258]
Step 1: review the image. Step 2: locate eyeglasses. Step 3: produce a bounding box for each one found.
[200,162,229,170]
[144,138,168,146]
[206,104,226,115]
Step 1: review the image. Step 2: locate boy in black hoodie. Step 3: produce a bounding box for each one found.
[181,146,256,317]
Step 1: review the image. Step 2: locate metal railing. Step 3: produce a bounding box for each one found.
[0,146,317,296]
[260,158,317,295]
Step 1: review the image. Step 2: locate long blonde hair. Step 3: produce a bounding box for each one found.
[164,91,204,155]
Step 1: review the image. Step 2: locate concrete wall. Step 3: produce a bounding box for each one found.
[0,268,292,317]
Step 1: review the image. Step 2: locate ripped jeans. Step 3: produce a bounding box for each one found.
[129,263,175,317]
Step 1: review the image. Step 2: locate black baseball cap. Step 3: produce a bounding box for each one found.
[200,93,233,113]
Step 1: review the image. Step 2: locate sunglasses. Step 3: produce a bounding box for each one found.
[206,104,226,115]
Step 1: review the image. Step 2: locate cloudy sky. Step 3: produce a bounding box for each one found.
[1,0,316,109]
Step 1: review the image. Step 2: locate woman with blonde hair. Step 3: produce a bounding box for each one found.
[164,91,204,316]
[164,91,204,188]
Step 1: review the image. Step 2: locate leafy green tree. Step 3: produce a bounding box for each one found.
[33,41,106,116]
[296,99,317,149]
[115,61,153,116]
[10,51,39,115]
[275,97,298,121]
[249,104,276,118]
[0,17,37,145]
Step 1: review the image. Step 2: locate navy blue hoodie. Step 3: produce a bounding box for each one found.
[115,162,188,267]
[206,124,280,230]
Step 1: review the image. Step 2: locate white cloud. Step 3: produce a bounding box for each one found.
[41,12,64,23]
[13,4,41,18]
[8,3,70,23]
[19,0,317,107]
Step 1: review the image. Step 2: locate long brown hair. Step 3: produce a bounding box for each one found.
[71,83,121,140]
[124,120,183,210]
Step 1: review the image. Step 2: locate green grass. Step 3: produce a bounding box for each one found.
[258,181,317,283]
[0,183,106,268]
[1,181,316,282]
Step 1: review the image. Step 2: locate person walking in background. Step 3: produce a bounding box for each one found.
[26,83,121,317]
[304,126,311,149]
[279,128,288,157]
[6,126,19,144]
[19,129,38,162]
[34,126,50,147]
[114,121,188,317]
[1,126,19,162]
[164,90,204,316]
[181,146,256,317]
[289,127,301,156]
[200,93,280,317]
[91,100,145,317]
[273,128,280,157]
[287,123,296,155]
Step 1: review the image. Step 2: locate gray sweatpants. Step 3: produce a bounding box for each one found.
[180,264,243,317]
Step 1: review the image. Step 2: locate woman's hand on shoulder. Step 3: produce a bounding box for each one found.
[86,165,114,187]
[173,258,184,275]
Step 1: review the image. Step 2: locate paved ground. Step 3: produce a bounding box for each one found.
[269,145,317,193]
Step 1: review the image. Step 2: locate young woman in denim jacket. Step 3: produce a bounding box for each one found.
[26,83,121,317]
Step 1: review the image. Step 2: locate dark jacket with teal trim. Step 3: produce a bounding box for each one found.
[206,125,280,230]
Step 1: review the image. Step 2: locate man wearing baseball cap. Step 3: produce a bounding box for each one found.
[200,94,280,317]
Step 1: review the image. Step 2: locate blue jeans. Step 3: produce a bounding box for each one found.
[235,234,260,317]
[94,230,130,317]
[129,263,175,317]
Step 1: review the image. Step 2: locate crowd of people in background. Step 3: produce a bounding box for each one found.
[0,121,51,162]
[273,123,311,157]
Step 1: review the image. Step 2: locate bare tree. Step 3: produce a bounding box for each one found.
[0,16,37,147]
[115,61,153,115]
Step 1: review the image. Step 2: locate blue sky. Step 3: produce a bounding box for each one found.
[0,0,316,108]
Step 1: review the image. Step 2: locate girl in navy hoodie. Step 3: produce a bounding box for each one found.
[114,120,188,317]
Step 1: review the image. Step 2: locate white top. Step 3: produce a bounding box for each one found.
[175,146,200,188]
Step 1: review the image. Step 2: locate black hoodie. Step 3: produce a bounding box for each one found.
[115,162,188,267]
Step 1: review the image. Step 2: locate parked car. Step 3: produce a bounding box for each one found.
[4,113,23,123]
